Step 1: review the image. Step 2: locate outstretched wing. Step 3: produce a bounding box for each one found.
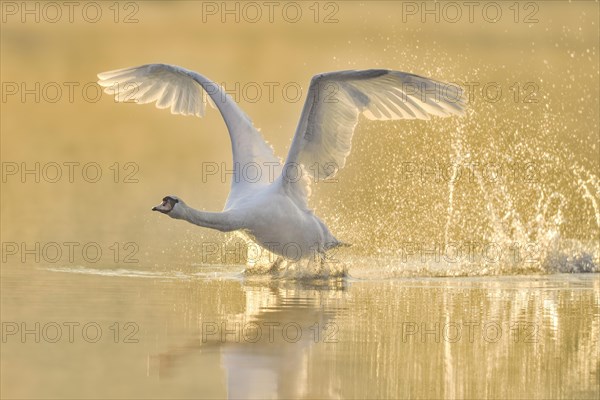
[283,70,465,186]
[98,64,281,205]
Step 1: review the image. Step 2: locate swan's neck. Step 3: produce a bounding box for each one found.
[177,205,238,232]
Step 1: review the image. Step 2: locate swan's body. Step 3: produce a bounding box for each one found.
[98,64,464,264]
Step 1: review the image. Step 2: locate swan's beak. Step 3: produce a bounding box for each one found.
[151,201,169,213]
[152,196,179,214]
[152,197,173,214]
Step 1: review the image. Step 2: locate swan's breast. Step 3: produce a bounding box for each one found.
[238,192,325,258]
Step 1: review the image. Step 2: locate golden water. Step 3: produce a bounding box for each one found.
[1,1,599,398]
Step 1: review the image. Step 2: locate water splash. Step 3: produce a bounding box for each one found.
[439,118,598,275]
[574,164,600,229]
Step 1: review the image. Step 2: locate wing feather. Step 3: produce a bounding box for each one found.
[284,69,465,184]
[98,64,282,206]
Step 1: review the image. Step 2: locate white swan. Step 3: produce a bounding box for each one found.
[98,64,464,266]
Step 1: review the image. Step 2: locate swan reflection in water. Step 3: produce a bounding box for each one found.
[153,279,348,399]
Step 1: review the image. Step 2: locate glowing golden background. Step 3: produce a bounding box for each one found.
[1,2,599,399]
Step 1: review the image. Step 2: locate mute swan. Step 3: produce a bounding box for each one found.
[98,64,464,266]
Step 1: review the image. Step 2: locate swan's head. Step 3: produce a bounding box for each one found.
[152,195,184,218]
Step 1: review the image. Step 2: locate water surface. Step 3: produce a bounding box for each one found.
[1,2,599,399]
[1,265,598,399]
